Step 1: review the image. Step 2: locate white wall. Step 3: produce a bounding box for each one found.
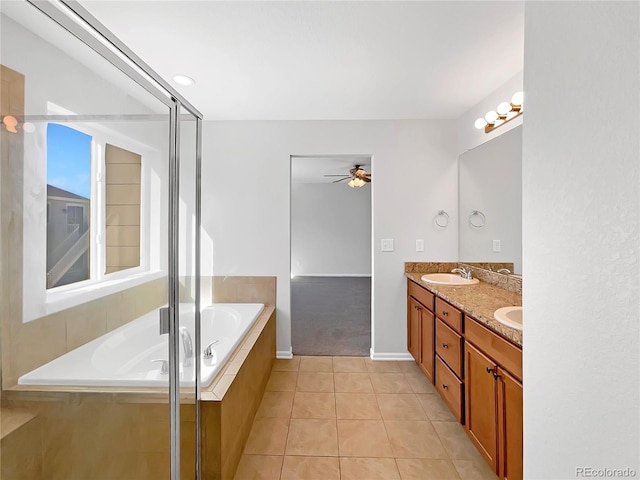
[291,182,371,276]
[459,126,522,273]
[523,2,639,477]
[457,71,523,156]
[202,120,458,357]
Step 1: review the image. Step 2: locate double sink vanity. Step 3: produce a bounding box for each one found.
[405,262,523,480]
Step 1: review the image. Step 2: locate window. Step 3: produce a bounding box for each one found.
[46,125,143,290]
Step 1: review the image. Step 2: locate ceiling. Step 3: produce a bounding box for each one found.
[291,155,372,184]
[81,0,524,121]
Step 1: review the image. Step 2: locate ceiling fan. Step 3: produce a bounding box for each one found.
[323,165,372,187]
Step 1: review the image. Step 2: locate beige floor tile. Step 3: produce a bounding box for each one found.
[365,359,404,373]
[335,393,381,419]
[272,356,301,372]
[285,419,338,456]
[296,372,334,392]
[299,356,333,372]
[404,371,437,394]
[452,458,499,480]
[417,393,457,421]
[376,394,429,421]
[384,420,449,459]
[332,356,368,373]
[244,418,289,455]
[370,373,414,394]
[256,391,294,418]
[334,372,374,393]
[233,455,283,480]
[339,457,401,480]
[265,371,298,392]
[280,456,340,480]
[396,458,461,480]
[398,361,422,374]
[433,421,484,460]
[291,392,336,419]
[337,419,394,457]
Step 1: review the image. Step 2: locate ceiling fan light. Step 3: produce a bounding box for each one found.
[355,178,365,187]
[347,178,356,188]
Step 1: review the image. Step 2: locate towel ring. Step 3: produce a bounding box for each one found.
[469,210,486,228]
[435,210,450,228]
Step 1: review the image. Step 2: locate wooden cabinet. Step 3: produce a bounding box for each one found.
[465,317,523,480]
[407,280,435,383]
[434,298,464,422]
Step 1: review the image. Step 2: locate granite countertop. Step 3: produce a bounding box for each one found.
[405,272,523,346]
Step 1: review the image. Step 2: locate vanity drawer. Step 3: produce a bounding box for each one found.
[435,355,463,423]
[408,280,434,311]
[436,319,463,378]
[465,316,522,381]
[435,297,463,333]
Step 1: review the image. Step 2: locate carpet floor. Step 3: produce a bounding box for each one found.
[291,276,371,356]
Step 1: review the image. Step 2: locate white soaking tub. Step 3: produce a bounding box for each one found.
[18,303,264,387]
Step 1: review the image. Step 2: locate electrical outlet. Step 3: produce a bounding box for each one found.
[381,239,394,252]
[416,239,424,252]
[493,239,501,252]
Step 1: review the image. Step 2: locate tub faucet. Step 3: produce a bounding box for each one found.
[179,327,194,367]
[451,267,472,280]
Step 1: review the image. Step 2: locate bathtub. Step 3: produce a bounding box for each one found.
[18,303,264,387]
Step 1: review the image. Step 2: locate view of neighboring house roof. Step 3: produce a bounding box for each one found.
[47,184,89,201]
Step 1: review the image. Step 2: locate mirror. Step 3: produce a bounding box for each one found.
[458,125,522,275]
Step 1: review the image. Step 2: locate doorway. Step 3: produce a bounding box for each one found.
[290,155,373,356]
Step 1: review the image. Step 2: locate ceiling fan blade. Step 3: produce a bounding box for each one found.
[331,176,350,183]
[361,176,371,183]
[324,174,350,177]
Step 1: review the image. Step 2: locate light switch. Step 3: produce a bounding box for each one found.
[416,239,424,252]
[381,239,394,252]
[493,239,501,252]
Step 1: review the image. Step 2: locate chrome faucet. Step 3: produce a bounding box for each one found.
[451,267,472,280]
[497,268,511,275]
[179,326,194,367]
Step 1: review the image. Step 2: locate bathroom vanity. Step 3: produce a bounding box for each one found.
[405,264,522,480]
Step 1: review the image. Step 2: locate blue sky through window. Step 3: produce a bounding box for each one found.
[47,123,91,199]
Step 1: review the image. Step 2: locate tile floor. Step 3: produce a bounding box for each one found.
[234,356,498,480]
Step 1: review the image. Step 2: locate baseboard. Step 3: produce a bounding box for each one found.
[369,348,414,361]
[276,347,293,359]
[291,274,372,278]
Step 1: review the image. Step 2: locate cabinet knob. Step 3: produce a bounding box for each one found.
[442,384,448,390]
[442,311,449,316]
[493,372,501,380]
[414,305,420,311]
[486,367,494,374]
[442,343,448,349]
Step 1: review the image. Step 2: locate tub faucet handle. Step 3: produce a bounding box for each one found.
[203,340,220,359]
[151,359,169,375]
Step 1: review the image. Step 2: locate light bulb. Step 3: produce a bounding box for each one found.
[484,110,499,123]
[511,91,524,106]
[474,118,487,129]
[497,102,512,115]
[173,74,195,86]
[347,179,356,188]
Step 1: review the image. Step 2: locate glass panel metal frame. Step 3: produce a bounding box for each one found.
[24,1,204,479]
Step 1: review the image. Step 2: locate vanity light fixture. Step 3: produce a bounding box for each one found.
[474,91,524,133]
[173,74,195,86]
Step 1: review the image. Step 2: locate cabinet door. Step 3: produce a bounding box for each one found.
[418,308,434,383]
[465,342,498,471]
[497,368,523,480]
[408,297,421,362]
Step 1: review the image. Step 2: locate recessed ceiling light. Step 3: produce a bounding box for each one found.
[173,74,195,86]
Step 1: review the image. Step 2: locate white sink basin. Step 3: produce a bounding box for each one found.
[493,306,523,330]
[420,273,479,286]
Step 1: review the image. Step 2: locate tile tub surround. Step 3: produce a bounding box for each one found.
[2,306,277,480]
[1,277,167,390]
[405,272,522,346]
[234,356,498,480]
